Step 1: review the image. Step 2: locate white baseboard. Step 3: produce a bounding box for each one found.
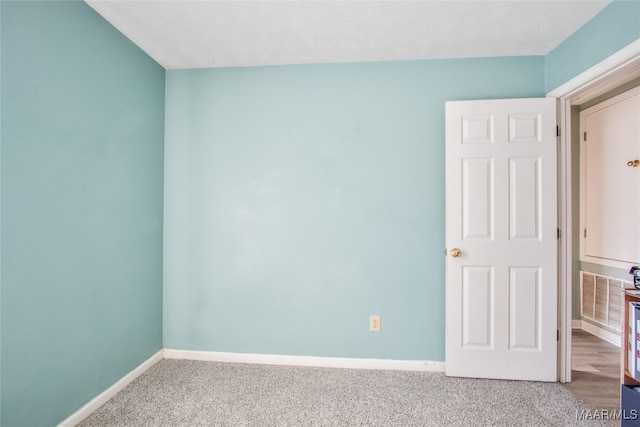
[572,320,582,329]
[163,349,445,372]
[58,350,164,427]
[579,321,622,348]
[59,349,442,425]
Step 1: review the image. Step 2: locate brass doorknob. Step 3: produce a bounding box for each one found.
[450,248,462,258]
[628,160,639,167]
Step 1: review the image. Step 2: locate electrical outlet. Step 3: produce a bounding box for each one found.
[370,315,381,332]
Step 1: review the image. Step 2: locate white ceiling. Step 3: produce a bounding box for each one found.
[85,0,611,70]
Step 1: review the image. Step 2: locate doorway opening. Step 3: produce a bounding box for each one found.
[549,38,640,385]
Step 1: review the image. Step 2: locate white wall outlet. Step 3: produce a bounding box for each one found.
[370,315,381,332]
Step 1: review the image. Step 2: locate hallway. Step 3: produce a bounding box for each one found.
[565,329,621,425]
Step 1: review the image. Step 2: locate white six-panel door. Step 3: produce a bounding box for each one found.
[445,98,557,381]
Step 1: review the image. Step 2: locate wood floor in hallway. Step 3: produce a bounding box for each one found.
[565,328,622,426]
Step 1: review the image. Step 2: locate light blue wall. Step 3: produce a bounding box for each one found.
[1,1,165,426]
[164,57,545,361]
[0,0,636,424]
[545,0,640,93]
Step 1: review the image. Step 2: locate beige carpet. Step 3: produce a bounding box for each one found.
[79,359,609,426]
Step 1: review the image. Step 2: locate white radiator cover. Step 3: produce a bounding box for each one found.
[580,271,632,335]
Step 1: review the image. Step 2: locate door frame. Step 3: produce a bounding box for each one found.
[547,38,640,383]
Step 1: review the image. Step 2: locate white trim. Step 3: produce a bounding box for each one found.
[58,350,164,427]
[58,349,443,426]
[580,321,621,348]
[547,39,640,101]
[548,37,640,385]
[572,320,582,329]
[163,349,445,372]
[556,98,573,383]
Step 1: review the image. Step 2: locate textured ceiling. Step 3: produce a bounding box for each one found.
[85,0,611,69]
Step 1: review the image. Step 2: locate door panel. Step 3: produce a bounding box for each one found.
[509,266,541,350]
[463,158,493,240]
[445,98,557,381]
[462,266,494,349]
[509,157,541,240]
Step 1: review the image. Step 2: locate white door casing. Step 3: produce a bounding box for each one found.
[445,98,557,381]
[551,39,640,384]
